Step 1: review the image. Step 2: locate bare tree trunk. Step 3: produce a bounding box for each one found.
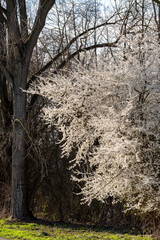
[11,61,29,219]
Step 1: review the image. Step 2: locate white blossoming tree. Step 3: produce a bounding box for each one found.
[28,34,160,214]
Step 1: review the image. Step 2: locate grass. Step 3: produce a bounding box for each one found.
[0,218,153,240]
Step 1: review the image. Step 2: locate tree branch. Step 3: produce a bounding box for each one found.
[0,5,7,16]
[6,0,21,41]
[56,43,117,71]
[0,60,13,84]
[18,0,28,40]
[54,16,120,58]
[0,11,7,24]
[27,40,118,88]
[25,0,55,58]
[27,41,117,110]
[27,17,120,88]
[153,0,160,4]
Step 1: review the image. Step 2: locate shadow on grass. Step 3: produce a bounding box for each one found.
[21,217,140,236]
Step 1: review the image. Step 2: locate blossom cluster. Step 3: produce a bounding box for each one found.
[28,34,160,213]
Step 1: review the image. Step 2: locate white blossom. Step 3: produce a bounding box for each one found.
[27,34,160,214]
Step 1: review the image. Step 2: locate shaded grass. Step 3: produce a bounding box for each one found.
[0,219,153,240]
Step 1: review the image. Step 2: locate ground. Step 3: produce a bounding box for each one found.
[0,218,155,240]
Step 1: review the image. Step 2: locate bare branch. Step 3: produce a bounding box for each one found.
[25,0,55,58]
[17,0,28,40]
[28,13,138,88]
[0,5,7,16]
[56,43,117,72]
[0,11,7,24]
[27,41,118,109]
[27,16,120,88]
[153,0,160,4]
[6,0,21,41]
[55,18,120,62]
[27,40,118,88]
[0,60,13,84]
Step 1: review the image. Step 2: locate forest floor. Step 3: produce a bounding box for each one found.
[0,218,155,240]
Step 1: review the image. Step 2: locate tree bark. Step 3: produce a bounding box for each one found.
[11,60,29,219]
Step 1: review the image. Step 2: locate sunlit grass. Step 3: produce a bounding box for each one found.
[0,219,153,240]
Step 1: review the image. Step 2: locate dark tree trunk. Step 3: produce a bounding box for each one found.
[11,61,29,219]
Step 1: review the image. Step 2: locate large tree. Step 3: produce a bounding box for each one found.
[0,0,55,219]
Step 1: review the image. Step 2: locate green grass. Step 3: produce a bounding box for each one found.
[0,219,153,240]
